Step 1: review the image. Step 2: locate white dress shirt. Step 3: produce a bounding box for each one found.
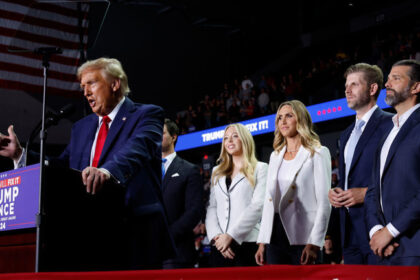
[343,105,378,165]
[369,103,420,239]
[163,152,177,173]
[274,149,301,213]
[89,97,125,165]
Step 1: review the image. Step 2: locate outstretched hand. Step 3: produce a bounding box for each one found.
[0,125,22,161]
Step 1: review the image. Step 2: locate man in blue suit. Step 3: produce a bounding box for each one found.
[366,59,420,265]
[161,119,203,268]
[328,63,393,264]
[0,57,175,269]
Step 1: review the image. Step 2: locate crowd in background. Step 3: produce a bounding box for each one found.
[185,28,420,267]
[175,30,420,134]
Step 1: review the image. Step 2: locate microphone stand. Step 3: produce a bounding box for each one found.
[34,47,62,273]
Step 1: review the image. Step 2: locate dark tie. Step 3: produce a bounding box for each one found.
[92,115,111,167]
[162,158,167,180]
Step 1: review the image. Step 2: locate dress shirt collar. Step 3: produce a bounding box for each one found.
[97,96,126,127]
[356,104,377,131]
[163,152,177,170]
[392,103,420,128]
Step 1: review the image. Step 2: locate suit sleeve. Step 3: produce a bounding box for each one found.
[205,167,222,241]
[307,146,332,247]
[170,163,203,241]
[227,162,268,244]
[364,152,385,231]
[389,186,420,234]
[101,105,163,185]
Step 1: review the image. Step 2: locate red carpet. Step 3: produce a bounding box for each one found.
[0,265,418,280]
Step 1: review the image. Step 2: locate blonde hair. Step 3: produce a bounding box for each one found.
[273,100,320,156]
[344,63,383,99]
[211,123,258,187]
[77,57,130,96]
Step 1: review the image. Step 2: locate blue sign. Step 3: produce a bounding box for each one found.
[175,89,390,151]
[0,164,39,231]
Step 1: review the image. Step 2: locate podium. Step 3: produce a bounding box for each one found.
[0,164,126,272]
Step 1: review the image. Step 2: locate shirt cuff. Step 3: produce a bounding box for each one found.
[386,223,400,238]
[98,167,120,184]
[369,225,384,239]
[13,148,26,169]
[98,168,111,180]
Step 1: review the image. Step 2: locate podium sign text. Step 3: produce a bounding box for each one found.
[0,164,39,231]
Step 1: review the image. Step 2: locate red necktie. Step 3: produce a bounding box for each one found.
[92,115,111,167]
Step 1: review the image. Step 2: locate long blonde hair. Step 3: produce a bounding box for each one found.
[211,123,258,187]
[273,100,320,155]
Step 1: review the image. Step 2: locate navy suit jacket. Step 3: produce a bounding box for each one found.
[365,106,420,260]
[162,155,203,266]
[51,97,175,266]
[338,107,393,249]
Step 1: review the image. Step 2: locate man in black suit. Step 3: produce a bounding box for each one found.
[161,118,203,268]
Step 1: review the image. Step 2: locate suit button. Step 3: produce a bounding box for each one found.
[288,199,293,203]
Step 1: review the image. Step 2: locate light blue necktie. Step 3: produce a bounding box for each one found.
[345,119,365,190]
[162,158,167,180]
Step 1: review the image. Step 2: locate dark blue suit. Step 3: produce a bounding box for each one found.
[365,106,420,265]
[162,155,203,268]
[53,97,175,269]
[338,107,393,264]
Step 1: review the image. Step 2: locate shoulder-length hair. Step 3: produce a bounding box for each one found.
[273,100,320,156]
[211,123,258,187]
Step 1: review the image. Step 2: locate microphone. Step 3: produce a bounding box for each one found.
[25,104,76,160]
[34,47,62,55]
[45,104,75,127]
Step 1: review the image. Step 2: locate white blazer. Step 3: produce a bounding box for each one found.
[257,146,331,248]
[206,162,268,244]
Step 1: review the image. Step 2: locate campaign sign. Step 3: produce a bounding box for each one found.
[0,164,39,231]
[175,89,390,152]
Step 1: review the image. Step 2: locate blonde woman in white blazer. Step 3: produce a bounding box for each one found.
[255,100,331,265]
[205,123,268,267]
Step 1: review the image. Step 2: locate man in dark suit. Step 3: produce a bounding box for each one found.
[0,57,175,269]
[328,63,393,264]
[366,59,420,265]
[161,118,203,268]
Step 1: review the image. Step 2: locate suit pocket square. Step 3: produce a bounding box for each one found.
[171,173,180,177]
